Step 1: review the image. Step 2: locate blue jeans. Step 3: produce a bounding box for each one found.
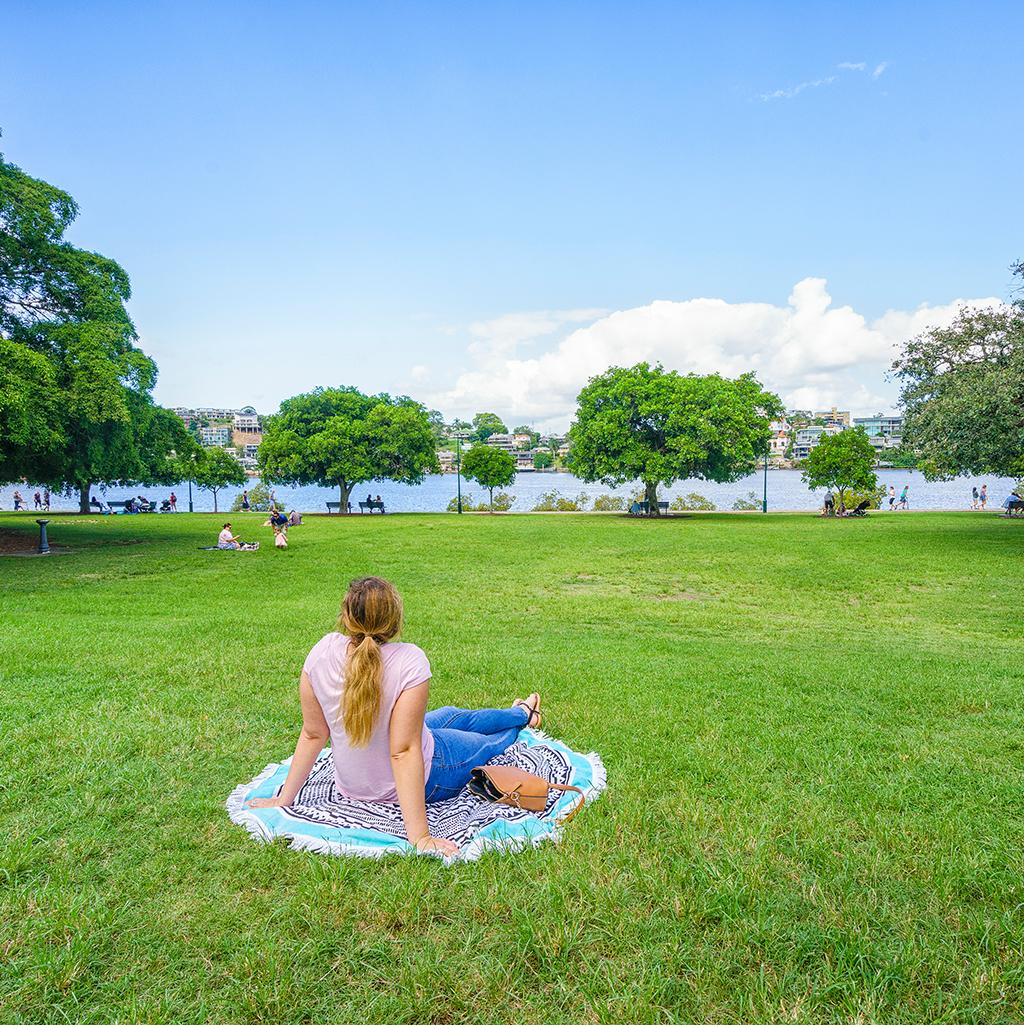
[424,705,529,802]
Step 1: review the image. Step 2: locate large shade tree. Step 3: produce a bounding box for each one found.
[894,304,1024,481]
[258,387,439,509]
[0,150,185,509]
[568,363,782,516]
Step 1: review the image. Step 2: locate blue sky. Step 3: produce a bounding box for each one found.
[3,1,1021,427]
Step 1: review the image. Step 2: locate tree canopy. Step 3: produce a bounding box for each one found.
[460,444,516,510]
[257,387,438,508]
[894,305,1024,480]
[1,150,183,509]
[801,428,878,512]
[471,412,507,442]
[568,363,782,516]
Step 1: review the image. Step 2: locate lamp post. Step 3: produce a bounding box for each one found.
[455,433,466,514]
[188,478,194,514]
[762,446,769,513]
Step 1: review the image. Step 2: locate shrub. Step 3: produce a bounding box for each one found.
[231,481,275,512]
[532,490,591,511]
[732,491,761,511]
[592,494,626,511]
[842,484,887,511]
[445,491,516,512]
[670,492,716,511]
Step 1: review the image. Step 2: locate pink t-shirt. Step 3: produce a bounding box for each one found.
[302,632,433,802]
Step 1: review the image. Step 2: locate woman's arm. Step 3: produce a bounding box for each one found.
[390,682,459,857]
[248,673,330,808]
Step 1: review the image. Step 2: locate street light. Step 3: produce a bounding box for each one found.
[454,433,467,514]
[762,444,769,513]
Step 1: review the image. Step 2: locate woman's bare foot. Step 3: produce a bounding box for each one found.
[513,693,542,729]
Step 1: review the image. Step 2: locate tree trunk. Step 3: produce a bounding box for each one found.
[212,489,219,514]
[645,480,659,517]
[78,483,91,514]
[339,481,352,513]
[489,486,495,512]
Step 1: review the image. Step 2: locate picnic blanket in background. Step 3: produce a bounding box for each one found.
[226,729,606,862]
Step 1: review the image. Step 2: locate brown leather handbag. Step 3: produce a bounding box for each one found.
[468,764,585,824]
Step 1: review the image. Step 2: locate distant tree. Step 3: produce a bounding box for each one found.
[449,417,472,434]
[568,363,782,517]
[533,450,554,469]
[460,444,516,510]
[894,305,1024,480]
[426,409,447,440]
[0,151,183,510]
[193,447,246,513]
[592,494,627,511]
[801,427,878,512]
[471,412,507,442]
[258,387,438,510]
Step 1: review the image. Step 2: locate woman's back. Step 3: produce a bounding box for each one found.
[303,632,433,802]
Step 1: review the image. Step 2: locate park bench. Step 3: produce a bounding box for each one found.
[629,500,670,516]
[1002,497,1024,517]
[325,501,352,514]
[106,500,134,513]
[358,500,386,514]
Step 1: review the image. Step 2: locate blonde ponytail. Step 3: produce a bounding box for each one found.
[337,577,404,747]
[343,634,383,747]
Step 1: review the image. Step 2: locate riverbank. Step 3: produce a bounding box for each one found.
[1,469,1016,515]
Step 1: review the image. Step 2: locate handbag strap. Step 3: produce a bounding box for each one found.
[545,782,585,824]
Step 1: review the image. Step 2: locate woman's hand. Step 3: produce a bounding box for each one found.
[247,795,289,809]
[415,835,460,858]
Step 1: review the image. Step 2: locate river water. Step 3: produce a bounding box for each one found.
[1,469,1016,514]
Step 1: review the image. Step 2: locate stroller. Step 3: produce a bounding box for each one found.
[848,500,870,517]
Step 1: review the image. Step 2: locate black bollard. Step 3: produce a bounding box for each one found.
[36,519,50,554]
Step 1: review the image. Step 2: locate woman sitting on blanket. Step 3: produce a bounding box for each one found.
[248,576,541,857]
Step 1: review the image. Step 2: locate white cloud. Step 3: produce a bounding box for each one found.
[837,61,867,71]
[872,61,888,79]
[760,76,837,101]
[426,279,1002,430]
[467,308,607,361]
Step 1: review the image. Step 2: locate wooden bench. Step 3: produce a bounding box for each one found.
[358,500,386,514]
[325,501,350,514]
[106,500,134,513]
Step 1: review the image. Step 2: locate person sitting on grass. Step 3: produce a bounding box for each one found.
[218,523,244,549]
[247,576,543,857]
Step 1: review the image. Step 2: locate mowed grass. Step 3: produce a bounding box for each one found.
[1,510,1023,1025]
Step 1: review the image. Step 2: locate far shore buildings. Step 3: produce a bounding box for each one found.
[172,402,905,476]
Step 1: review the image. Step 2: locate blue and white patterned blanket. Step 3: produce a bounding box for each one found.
[226,729,606,862]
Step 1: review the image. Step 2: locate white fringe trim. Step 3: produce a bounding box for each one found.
[225,731,608,865]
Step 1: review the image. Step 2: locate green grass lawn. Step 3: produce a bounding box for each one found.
[1,510,1022,1024]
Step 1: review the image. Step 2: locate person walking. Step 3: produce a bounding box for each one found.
[241,489,250,511]
[43,489,50,511]
[888,485,896,510]
[898,484,909,510]
[13,490,24,511]
[823,489,835,517]
[971,486,979,509]
[980,484,988,510]
[169,491,177,512]
[33,491,42,510]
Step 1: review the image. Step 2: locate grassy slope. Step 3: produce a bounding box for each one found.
[1,511,1022,1025]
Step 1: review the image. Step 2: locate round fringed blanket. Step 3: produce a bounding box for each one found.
[226,729,606,862]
